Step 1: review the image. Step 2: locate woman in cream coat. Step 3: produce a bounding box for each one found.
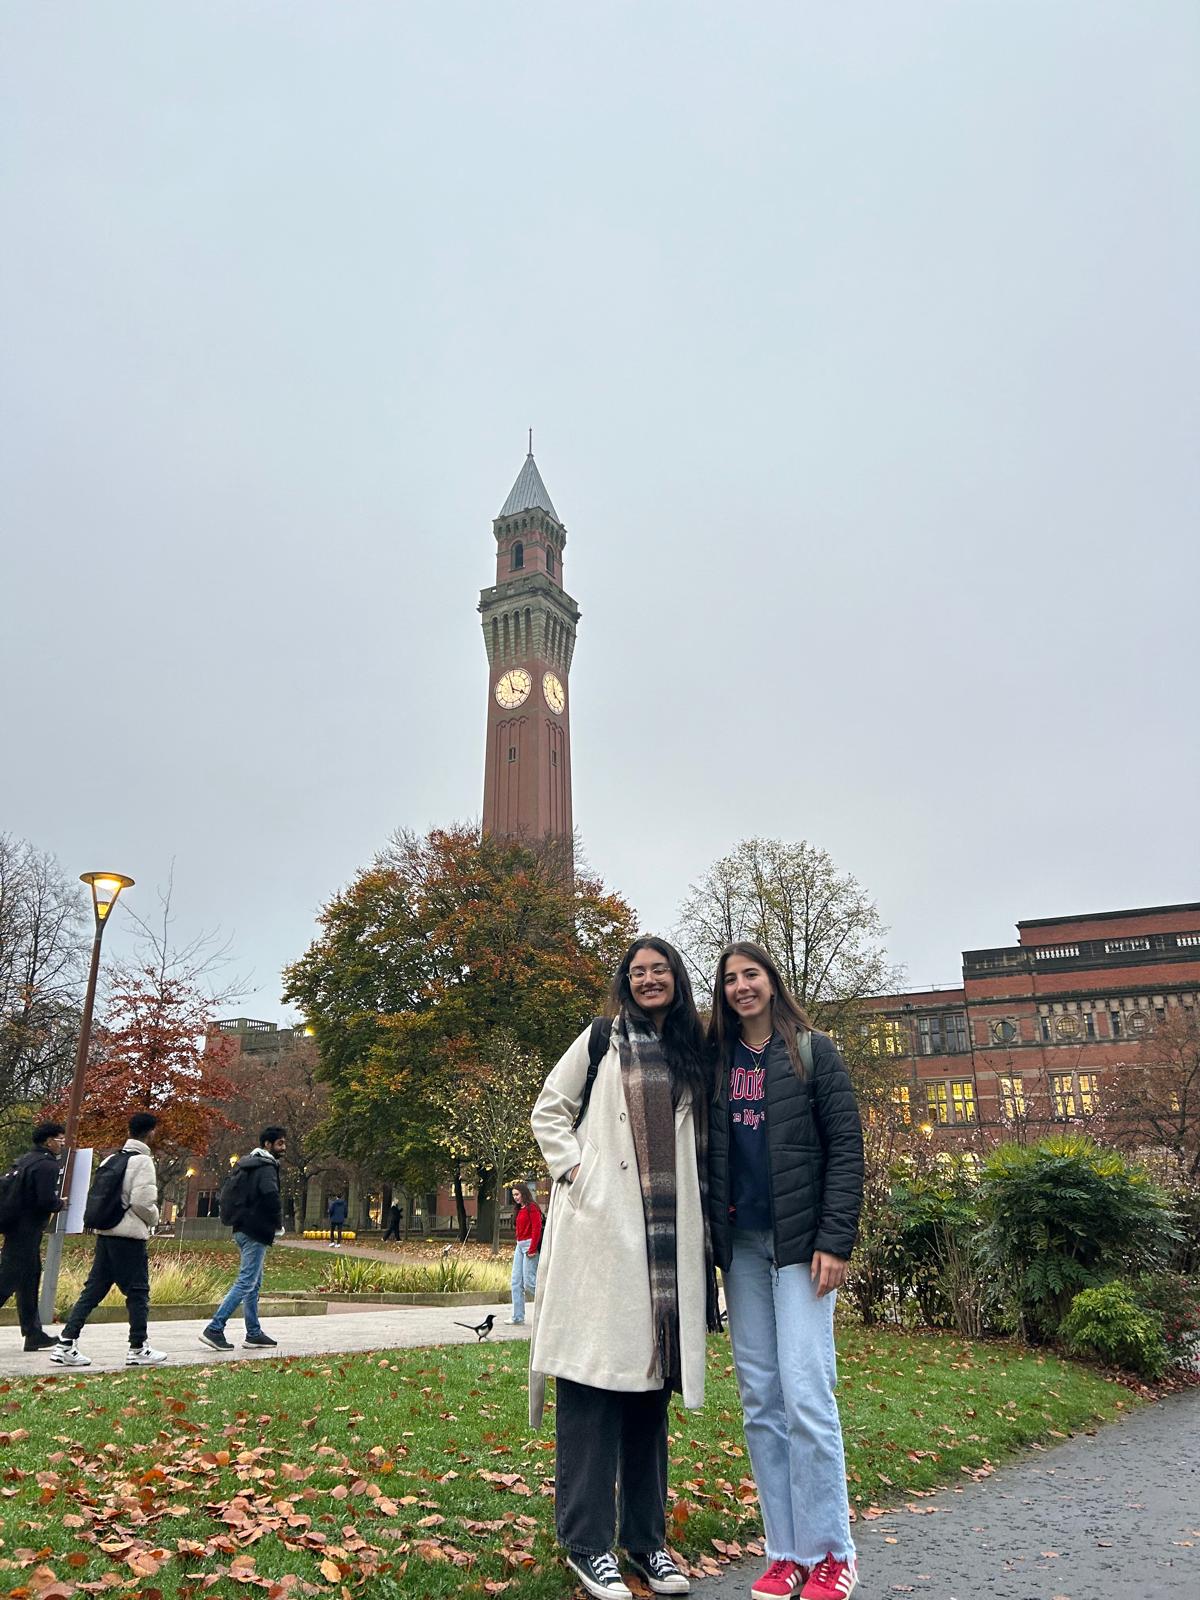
[529,937,716,1600]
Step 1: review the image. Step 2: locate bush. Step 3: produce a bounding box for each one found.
[1059,1281,1168,1380]
[320,1256,484,1295]
[887,1162,993,1335]
[1133,1270,1200,1365]
[54,1254,228,1315]
[978,1134,1181,1340]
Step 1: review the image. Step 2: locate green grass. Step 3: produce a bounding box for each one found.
[0,1323,1131,1599]
[59,1237,333,1294]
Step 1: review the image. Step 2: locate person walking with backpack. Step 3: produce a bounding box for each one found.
[201,1126,287,1352]
[51,1111,167,1368]
[506,1182,542,1325]
[529,937,718,1600]
[0,1120,66,1351]
[707,943,864,1600]
[327,1194,347,1247]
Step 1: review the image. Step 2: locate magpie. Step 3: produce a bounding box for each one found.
[454,1313,496,1340]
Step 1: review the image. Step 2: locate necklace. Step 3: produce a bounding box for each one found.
[740,1032,772,1061]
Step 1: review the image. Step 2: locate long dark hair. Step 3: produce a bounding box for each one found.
[708,940,814,1077]
[608,936,710,1105]
[511,1181,534,1208]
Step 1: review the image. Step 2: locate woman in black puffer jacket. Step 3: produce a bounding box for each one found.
[707,942,864,1600]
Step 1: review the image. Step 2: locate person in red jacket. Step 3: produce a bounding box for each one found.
[508,1181,543,1325]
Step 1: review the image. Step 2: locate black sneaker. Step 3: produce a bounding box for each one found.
[565,1551,632,1599]
[199,1326,234,1351]
[243,1331,278,1347]
[628,1549,691,1595]
[23,1331,58,1352]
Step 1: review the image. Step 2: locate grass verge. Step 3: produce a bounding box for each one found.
[0,1323,1130,1599]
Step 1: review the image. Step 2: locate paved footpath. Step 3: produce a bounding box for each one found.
[700,1388,1200,1600]
[0,1300,522,1378]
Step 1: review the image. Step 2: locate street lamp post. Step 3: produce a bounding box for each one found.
[39,871,134,1327]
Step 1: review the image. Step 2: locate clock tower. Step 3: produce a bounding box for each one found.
[480,448,579,842]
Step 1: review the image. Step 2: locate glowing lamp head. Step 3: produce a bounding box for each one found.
[81,871,134,925]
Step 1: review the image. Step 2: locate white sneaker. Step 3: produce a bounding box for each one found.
[125,1342,168,1366]
[50,1339,91,1367]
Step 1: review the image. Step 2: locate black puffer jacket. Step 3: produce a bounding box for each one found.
[227,1152,283,1246]
[708,1029,864,1270]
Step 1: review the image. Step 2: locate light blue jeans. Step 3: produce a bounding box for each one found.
[723,1228,855,1567]
[510,1238,538,1322]
[211,1232,268,1336]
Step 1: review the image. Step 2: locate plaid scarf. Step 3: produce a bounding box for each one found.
[618,1009,720,1389]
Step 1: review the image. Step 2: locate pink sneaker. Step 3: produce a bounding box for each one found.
[750,1560,807,1600]
[799,1553,857,1599]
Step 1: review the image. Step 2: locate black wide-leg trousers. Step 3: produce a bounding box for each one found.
[0,1225,45,1336]
[555,1376,671,1555]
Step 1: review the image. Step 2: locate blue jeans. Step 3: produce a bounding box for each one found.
[211,1232,268,1336]
[510,1238,538,1322]
[723,1228,855,1566]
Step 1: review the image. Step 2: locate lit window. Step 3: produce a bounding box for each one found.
[999,1075,1025,1120]
[892,1083,912,1124]
[865,1019,908,1057]
[951,1080,976,1123]
[926,1079,976,1125]
[1051,1074,1076,1119]
[1078,1074,1099,1114]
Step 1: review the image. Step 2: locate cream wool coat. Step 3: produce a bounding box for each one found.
[527,1024,707,1428]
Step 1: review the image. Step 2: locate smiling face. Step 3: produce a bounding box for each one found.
[722,951,775,1029]
[628,945,676,1019]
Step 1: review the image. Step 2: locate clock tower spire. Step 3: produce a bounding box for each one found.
[479,447,579,842]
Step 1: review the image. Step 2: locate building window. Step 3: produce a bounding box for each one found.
[1110,1009,1123,1038]
[926,1079,976,1126]
[892,1083,912,1124]
[551,749,558,766]
[511,541,524,571]
[1040,1016,1053,1043]
[988,1017,1020,1046]
[919,1013,969,1054]
[863,1018,908,1057]
[1051,1074,1076,1119]
[546,547,556,576]
[998,1075,1025,1121]
[1051,1072,1098,1119]
[508,746,517,762]
[1104,937,1150,954]
[196,1189,218,1219]
[1078,1073,1099,1113]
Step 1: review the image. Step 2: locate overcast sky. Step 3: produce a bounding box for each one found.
[3,2,1197,1019]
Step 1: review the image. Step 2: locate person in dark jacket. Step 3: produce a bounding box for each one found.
[707,943,864,1600]
[0,1121,65,1351]
[200,1126,287,1351]
[327,1194,348,1246]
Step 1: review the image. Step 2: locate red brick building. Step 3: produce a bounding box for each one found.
[861,902,1200,1138]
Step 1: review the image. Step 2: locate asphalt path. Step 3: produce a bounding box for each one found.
[697,1388,1200,1599]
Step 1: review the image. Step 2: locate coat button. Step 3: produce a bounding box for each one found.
[619,1113,626,1122]
[620,1160,628,1170]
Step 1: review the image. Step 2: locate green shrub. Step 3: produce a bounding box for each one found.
[887,1162,992,1334]
[1133,1270,1200,1365]
[1059,1280,1168,1380]
[320,1256,481,1295]
[978,1134,1181,1340]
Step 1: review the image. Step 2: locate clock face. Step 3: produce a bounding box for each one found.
[494,668,532,709]
[542,672,565,713]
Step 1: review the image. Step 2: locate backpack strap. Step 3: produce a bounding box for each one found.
[798,1028,814,1077]
[572,1016,612,1132]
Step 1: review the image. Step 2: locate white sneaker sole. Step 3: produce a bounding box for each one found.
[565,1556,632,1600]
[49,1352,91,1367]
[631,1568,690,1595]
[125,1354,168,1366]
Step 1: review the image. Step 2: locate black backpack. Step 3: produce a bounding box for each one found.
[571,1016,613,1132]
[83,1150,132,1232]
[218,1163,253,1227]
[0,1158,30,1231]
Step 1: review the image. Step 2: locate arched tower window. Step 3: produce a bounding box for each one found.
[511,541,524,571]
[546,545,556,577]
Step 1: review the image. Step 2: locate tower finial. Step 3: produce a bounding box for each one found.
[528,426,533,457]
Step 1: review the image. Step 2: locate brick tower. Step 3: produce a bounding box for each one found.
[479,447,579,841]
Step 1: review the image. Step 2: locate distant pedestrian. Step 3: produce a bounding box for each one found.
[0,1120,66,1351]
[51,1112,167,1368]
[201,1126,288,1352]
[507,1182,542,1325]
[707,942,865,1600]
[327,1194,347,1246]
[382,1201,403,1241]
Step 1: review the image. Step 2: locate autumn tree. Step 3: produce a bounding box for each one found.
[676,836,902,1030]
[0,835,88,1161]
[435,1029,546,1253]
[1099,1009,1200,1181]
[55,884,240,1194]
[282,824,636,1232]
